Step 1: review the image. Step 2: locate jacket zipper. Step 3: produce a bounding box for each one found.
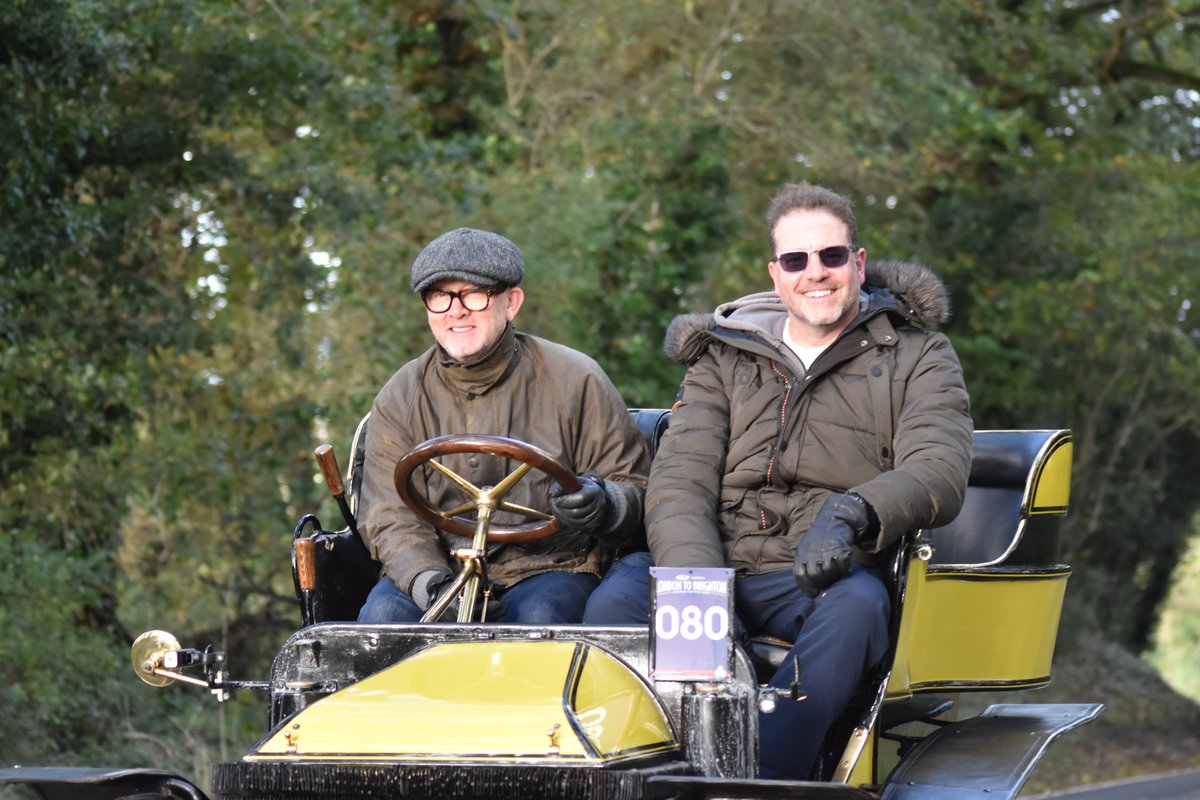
[761,359,794,529]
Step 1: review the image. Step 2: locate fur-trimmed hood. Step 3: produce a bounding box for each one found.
[664,259,952,365]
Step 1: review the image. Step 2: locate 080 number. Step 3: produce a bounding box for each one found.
[655,604,730,641]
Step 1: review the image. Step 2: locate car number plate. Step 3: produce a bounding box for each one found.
[649,566,735,681]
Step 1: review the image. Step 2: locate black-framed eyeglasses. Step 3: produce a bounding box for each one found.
[774,245,854,273]
[422,286,501,313]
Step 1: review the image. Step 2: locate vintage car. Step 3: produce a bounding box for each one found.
[0,409,1102,800]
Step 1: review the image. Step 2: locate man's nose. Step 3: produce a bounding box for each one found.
[804,259,831,279]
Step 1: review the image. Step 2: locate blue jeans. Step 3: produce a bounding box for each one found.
[582,551,656,624]
[582,551,890,780]
[358,571,599,624]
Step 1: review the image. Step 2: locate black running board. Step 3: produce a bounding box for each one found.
[0,766,208,800]
[880,703,1104,800]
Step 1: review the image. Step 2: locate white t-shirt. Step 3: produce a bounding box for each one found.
[781,320,828,373]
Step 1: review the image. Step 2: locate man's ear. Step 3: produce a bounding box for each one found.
[505,286,525,320]
[767,258,784,296]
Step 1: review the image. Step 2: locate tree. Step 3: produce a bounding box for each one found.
[0,0,378,770]
[900,1,1200,647]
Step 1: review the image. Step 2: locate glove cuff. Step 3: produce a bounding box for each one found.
[598,477,648,545]
[411,569,453,610]
[846,492,881,544]
[593,474,613,519]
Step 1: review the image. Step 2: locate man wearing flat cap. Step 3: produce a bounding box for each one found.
[356,228,651,624]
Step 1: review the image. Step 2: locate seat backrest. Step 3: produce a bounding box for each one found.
[627,408,672,460]
[347,411,371,520]
[925,429,1072,568]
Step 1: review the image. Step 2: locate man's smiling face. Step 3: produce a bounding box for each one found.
[424,279,524,364]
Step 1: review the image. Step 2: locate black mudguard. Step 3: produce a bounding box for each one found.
[0,766,208,800]
[881,703,1104,800]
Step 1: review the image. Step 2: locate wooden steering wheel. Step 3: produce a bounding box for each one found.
[392,434,582,543]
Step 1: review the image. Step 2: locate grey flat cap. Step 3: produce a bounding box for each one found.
[410,227,525,293]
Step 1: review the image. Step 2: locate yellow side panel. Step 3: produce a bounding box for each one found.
[1030,437,1072,515]
[248,640,677,764]
[571,647,677,757]
[887,562,1069,696]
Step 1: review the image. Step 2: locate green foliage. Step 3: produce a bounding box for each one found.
[0,536,118,763]
[0,0,357,772]
[1151,521,1200,701]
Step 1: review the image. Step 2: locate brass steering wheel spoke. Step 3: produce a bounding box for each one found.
[497,500,554,521]
[441,500,480,519]
[426,458,483,498]
[487,463,533,500]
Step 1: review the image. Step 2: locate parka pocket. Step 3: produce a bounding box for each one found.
[718,488,783,537]
[755,487,790,535]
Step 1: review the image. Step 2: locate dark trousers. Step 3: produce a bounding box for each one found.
[359,571,599,624]
[583,552,890,780]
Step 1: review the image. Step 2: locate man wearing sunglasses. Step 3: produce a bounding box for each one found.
[585,182,973,781]
[356,227,650,625]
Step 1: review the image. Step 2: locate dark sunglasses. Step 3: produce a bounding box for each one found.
[774,245,853,273]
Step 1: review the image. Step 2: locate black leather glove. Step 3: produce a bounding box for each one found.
[792,493,878,597]
[411,570,506,621]
[548,474,611,534]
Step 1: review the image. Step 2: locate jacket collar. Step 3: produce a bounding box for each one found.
[435,323,521,397]
[663,259,952,365]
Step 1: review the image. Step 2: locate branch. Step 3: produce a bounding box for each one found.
[1109,60,1200,91]
[491,0,566,116]
[263,0,288,26]
[1094,4,1198,85]
[691,0,745,99]
[1074,369,1148,554]
[1074,359,1178,556]
[1073,339,1138,471]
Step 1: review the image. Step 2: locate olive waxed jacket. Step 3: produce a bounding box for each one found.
[360,325,650,595]
[646,260,973,574]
